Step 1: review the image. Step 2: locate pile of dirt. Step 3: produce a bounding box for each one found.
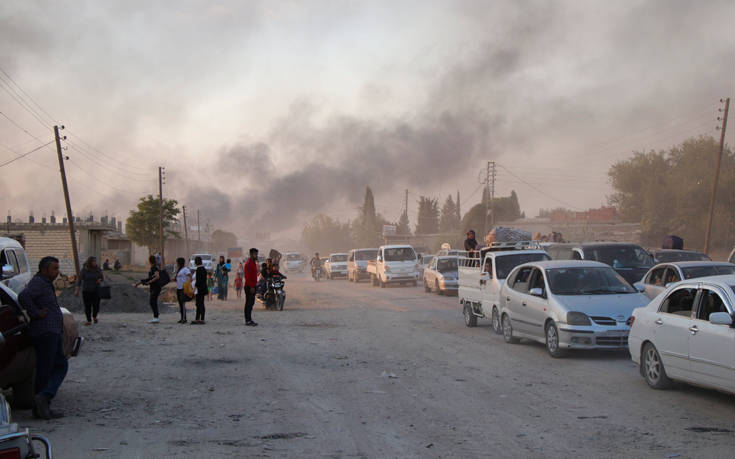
[58,283,175,314]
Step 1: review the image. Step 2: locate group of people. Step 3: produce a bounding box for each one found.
[101,258,122,271]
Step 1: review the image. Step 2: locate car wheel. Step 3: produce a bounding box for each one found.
[435,280,442,295]
[463,304,477,327]
[424,280,431,292]
[11,372,35,409]
[491,307,502,334]
[380,277,386,288]
[642,342,673,389]
[545,321,567,358]
[502,314,519,343]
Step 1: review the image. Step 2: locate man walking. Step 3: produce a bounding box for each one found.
[243,248,258,326]
[18,256,68,420]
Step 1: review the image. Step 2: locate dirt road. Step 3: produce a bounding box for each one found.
[16,273,735,458]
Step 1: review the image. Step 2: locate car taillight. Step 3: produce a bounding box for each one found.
[626,316,634,326]
[0,448,22,459]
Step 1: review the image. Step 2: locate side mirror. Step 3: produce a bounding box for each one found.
[480,272,490,281]
[1,265,13,277]
[634,283,645,293]
[529,287,544,297]
[709,312,733,326]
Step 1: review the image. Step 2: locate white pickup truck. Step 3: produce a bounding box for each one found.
[367,245,420,287]
[458,242,550,332]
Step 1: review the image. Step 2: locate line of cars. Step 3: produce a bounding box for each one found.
[457,239,735,395]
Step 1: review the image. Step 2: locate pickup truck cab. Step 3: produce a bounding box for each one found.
[325,253,349,279]
[458,241,550,332]
[367,245,420,287]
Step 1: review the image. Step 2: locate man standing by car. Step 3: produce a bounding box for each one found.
[18,256,67,420]
[243,248,258,326]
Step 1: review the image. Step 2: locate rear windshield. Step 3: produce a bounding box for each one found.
[656,251,711,263]
[331,255,348,262]
[496,253,551,279]
[437,258,457,272]
[355,250,377,261]
[547,267,637,295]
[287,254,301,260]
[583,245,653,269]
[384,247,416,262]
[682,265,735,279]
[421,255,435,265]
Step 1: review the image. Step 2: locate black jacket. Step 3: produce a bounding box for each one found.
[195,266,208,293]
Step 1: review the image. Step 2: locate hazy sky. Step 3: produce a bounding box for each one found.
[1,0,733,238]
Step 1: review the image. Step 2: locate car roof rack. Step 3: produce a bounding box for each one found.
[483,241,541,252]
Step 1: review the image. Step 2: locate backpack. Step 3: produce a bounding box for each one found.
[157,268,171,287]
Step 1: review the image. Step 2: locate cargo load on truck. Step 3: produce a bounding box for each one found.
[484,226,533,245]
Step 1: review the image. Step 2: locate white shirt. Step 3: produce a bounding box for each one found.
[176,267,191,289]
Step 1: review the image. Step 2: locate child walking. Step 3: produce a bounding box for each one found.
[234,274,243,299]
[207,272,214,300]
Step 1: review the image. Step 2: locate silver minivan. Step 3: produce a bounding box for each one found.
[347,248,378,283]
[0,237,32,295]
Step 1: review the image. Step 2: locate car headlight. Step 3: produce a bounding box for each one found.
[566,311,591,326]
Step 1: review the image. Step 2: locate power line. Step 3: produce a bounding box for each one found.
[497,164,582,210]
[66,143,153,181]
[0,140,54,168]
[0,74,52,130]
[65,133,150,174]
[0,67,57,125]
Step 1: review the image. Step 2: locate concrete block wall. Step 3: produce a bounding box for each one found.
[18,228,78,275]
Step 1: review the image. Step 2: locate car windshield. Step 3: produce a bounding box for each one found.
[331,255,348,262]
[287,254,301,260]
[547,267,636,295]
[199,255,212,260]
[496,253,551,279]
[682,265,735,279]
[384,247,416,262]
[583,245,653,269]
[437,258,457,272]
[656,251,711,263]
[355,250,377,261]
[422,256,435,266]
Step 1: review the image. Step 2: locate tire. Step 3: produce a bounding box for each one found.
[277,296,285,311]
[371,275,378,287]
[380,276,386,288]
[11,372,35,409]
[502,314,519,343]
[435,280,442,295]
[642,342,673,389]
[424,280,431,292]
[491,307,502,334]
[545,321,567,358]
[463,304,477,327]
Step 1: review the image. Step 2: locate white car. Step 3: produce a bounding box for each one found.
[347,248,378,282]
[423,256,458,295]
[325,253,349,279]
[635,261,735,300]
[0,237,32,295]
[189,253,214,272]
[367,245,420,287]
[500,260,650,357]
[284,252,305,272]
[629,275,735,394]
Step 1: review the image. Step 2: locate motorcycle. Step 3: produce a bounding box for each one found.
[257,278,286,311]
[312,266,321,282]
[0,324,53,458]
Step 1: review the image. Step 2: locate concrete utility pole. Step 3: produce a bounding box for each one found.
[54,125,80,279]
[196,209,201,241]
[704,97,730,254]
[158,166,165,267]
[490,161,496,227]
[182,205,190,259]
[404,189,409,218]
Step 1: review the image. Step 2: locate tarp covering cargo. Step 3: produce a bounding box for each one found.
[662,235,684,250]
[485,226,533,245]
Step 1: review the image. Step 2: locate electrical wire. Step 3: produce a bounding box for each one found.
[0,67,57,125]
[0,140,54,168]
[497,164,582,210]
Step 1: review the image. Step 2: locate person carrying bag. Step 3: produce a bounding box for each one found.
[74,256,104,325]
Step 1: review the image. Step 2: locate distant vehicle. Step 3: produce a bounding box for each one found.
[325,253,349,279]
[650,249,711,263]
[459,241,550,333]
[284,252,305,273]
[418,254,435,278]
[347,248,378,283]
[423,256,458,295]
[189,253,214,272]
[629,274,735,394]
[635,261,735,300]
[500,260,649,357]
[367,245,420,287]
[545,242,654,285]
[0,237,31,295]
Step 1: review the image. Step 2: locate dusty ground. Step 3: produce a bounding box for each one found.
[14,272,735,458]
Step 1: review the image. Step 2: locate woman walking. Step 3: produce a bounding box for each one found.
[215,256,229,300]
[74,256,103,325]
[175,257,191,324]
[194,256,208,324]
[135,255,162,324]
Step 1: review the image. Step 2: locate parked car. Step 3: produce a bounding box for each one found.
[325,253,349,279]
[635,261,735,300]
[188,253,214,272]
[347,248,378,282]
[0,282,82,408]
[650,249,711,263]
[367,245,420,287]
[499,260,650,357]
[423,256,458,295]
[459,241,550,332]
[628,274,735,394]
[545,242,654,285]
[0,237,32,296]
[284,252,305,273]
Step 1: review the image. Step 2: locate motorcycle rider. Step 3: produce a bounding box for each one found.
[310,252,321,278]
[256,258,273,299]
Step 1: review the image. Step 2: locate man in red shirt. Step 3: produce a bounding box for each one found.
[243,248,259,326]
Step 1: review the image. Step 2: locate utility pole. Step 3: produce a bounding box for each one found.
[490,161,497,227]
[158,166,165,267]
[182,205,190,259]
[404,189,409,217]
[54,125,80,279]
[196,209,201,241]
[704,97,730,254]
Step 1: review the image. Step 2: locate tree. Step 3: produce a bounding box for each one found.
[609,135,735,248]
[302,214,354,254]
[397,211,411,235]
[354,187,383,246]
[211,229,238,253]
[126,195,180,254]
[460,190,523,239]
[415,196,440,234]
[440,194,459,232]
